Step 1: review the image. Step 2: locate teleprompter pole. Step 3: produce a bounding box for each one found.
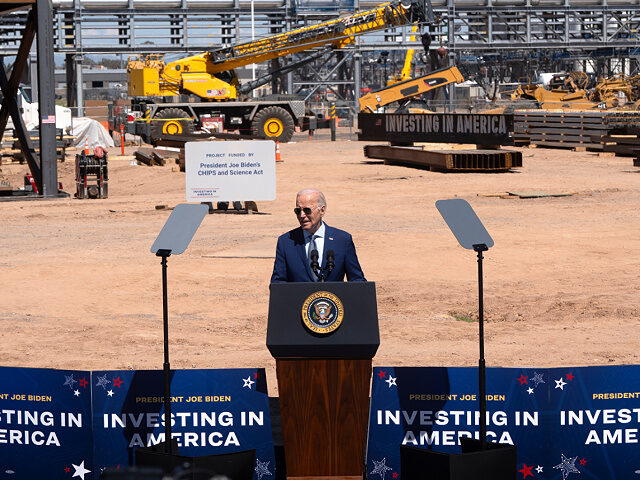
[474,243,488,450]
[157,248,172,454]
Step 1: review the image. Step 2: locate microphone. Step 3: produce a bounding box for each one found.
[325,250,335,277]
[310,249,321,280]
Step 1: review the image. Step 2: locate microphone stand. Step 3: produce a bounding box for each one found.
[310,249,322,281]
[321,253,335,282]
[317,251,335,283]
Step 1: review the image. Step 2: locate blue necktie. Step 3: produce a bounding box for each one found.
[309,235,318,281]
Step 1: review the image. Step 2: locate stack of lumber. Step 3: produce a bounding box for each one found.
[1,131,72,163]
[134,147,181,167]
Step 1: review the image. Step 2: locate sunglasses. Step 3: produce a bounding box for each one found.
[294,207,315,215]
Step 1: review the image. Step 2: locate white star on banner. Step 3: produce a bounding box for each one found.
[536,465,543,473]
[555,378,567,390]
[74,390,80,397]
[527,387,534,395]
[371,458,393,480]
[107,390,114,397]
[243,376,255,389]
[71,461,91,480]
[254,459,272,480]
[553,453,580,480]
[385,376,397,388]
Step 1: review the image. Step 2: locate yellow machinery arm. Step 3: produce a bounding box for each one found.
[387,25,419,85]
[204,0,429,71]
[359,65,465,112]
[129,0,432,100]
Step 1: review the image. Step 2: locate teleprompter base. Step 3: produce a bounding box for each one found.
[287,476,362,480]
[400,439,517,480]
[135,440,256,480]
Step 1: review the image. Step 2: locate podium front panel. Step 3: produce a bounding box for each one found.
[266,281,379,359]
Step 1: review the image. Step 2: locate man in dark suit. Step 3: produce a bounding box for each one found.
[271,188,365,283]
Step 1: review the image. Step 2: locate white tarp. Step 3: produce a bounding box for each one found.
[71,117,115,149]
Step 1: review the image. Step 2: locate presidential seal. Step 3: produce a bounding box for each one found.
[301,291,344,334]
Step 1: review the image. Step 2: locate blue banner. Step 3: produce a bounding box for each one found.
[0,366,93,480]
[92,368,276,480]
[367,366,640,480]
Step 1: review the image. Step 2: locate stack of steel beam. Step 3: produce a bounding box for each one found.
[514,110,640,150]
[363,145,522,172]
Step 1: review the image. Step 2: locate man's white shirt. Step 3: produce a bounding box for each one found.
[305,222,326,266]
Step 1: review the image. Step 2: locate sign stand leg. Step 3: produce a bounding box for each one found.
[474,243,488,450]
[157,248,173,453]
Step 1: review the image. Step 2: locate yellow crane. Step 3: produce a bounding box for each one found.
[126,0,433,143]
[386,25,420,86]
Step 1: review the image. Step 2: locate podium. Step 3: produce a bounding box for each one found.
[267,282,379,478]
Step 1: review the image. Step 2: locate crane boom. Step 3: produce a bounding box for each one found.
[129,0,433,100]
[205,0,431,72]
[359,65,465,112]
[387,25,419,85]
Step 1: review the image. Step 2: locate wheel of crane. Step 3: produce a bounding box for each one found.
[151,108,194,143]
[251,106,295,143]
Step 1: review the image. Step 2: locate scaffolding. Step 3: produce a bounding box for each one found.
[0,0,638,110]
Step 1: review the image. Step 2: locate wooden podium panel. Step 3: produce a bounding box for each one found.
[276,358,372,477]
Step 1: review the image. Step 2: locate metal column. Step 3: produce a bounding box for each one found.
[65,54,75,107]
[36,0,57,197]
[29,51,38,101]
[75,54,84,116]
[74,0,84,115]
[354,0,361,115]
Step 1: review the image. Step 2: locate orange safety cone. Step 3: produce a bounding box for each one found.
[275,140,283,163]
[84,137,90,155]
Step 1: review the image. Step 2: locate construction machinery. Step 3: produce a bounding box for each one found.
[591,74,635,108]
[509,84,596,110]
[75,146,108,199]
[124,0,433,144]
[508,71,640,110]
[358,65,464,113]
[385,25,419,86]
[509,72,595,110]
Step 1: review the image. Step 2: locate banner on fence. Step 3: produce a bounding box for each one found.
[0,367,276,480]
[0,366,94,480]
[92,368,275,479]
[367,366,640,480]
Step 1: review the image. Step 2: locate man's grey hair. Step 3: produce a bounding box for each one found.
[297,188,326,208]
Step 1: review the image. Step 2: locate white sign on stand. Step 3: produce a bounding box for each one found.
[185,140,276,202]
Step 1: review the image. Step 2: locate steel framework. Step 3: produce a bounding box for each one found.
[0,0,639,107]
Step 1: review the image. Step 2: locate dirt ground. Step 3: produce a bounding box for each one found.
[1,130,639,395]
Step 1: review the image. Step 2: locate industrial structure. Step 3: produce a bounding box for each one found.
[0,0,639,196]
[0,0,638,113]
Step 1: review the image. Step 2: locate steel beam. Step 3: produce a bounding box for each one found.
[363,145,523,171]
[36,0,57,197]
[0,9,41,186]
